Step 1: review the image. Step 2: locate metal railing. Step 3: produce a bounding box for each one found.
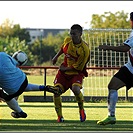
[19,66,131,101]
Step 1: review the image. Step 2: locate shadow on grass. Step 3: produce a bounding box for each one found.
[0,119,133,131]
[1,104,132,108]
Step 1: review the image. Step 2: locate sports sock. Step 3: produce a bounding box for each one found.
[39,85,45,91]
[6,98,22,113]
[53,96,62,117]
[75,92,84,110]
[25,83,44,91]
[108,90,118,117]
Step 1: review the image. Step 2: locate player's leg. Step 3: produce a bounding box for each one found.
[53,92,64,122]
[0,90,27,118]
[6,98,27,118]
[0,78,28,118]
[25,83,62,95]
[97,66,133,125]
[45,85,62,95]
[72,85,86,122]
[53,71,66,122]
[97,77,125,125]
[71,74,86,122]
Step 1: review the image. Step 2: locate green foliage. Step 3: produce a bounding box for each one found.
[90,10,129,28]
[12,24,31,43]
[53,31,69,65]
[0,19,33,65]
[0,19,14,37]
[28,39,42,65]
[0,19,31,43]
[0,36,34,65]
[84,11,131,67]
[30,30,69,65]
[0,11,131,66]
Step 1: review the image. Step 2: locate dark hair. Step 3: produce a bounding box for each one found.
[70,24,83,33]
[130,12,133,21]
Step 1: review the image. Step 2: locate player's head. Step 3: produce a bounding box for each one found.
[70,24,83,44]
[70,24,83,34]
[130,12,133,29]
[130,12,133,21]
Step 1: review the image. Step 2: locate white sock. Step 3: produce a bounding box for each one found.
[6,98,22,113]
[108,90,118,117]
[25,83,40,91]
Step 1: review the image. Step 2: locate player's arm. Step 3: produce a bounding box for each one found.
[59,65,77,72]
[59,48,90,72]
[52,37,70,65]
[52,49,63,65]
[98,44,130,52]
[98,12,133,53]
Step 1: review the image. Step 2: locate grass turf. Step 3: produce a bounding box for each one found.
[0,102,132,131]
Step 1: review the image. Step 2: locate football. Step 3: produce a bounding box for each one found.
[12,50,28,66]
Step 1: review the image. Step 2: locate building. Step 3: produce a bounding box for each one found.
[25,28,68,44]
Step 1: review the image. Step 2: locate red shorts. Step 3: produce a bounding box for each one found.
[53,70,84,93]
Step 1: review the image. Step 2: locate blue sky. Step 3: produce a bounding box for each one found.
[0,1,132,29]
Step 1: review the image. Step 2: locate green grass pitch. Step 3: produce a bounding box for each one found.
[0,102,132,131]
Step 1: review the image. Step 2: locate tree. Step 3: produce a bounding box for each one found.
[0,19,31,44]
[29,31,68,66]
[90,10,130,29]
[12,24,31,43]
[0,36,33,65]
[87,10,130,67]
[0,19,13,37]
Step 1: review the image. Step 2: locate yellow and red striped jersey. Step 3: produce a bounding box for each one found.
[61,37,90,75]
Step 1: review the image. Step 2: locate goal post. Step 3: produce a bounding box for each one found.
[82,29,133,98]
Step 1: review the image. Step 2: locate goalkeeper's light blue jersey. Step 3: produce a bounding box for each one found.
[0,52,26,95]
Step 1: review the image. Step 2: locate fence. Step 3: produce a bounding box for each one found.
[20,66,133,102]
[23,29,133,102]
[83,28,133,100]
[83,28,131,67]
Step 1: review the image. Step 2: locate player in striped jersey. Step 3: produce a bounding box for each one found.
[97,12,133,125]
[52,24,90,122]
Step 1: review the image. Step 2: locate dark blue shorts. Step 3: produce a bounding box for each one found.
[114,66,133,90]
[0,77,28,101]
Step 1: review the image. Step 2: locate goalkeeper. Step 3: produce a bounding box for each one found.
[52,24,90,122]
[97,12,133,125]
[0,51,60,119]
